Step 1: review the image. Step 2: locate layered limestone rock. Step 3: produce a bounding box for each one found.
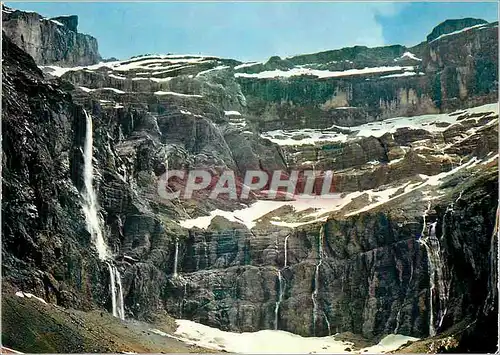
[236,21,498,131]
[2,7,499,353]
[2,6,101,66]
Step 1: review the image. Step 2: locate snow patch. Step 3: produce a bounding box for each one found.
[400,51,422,61]
[380,71,420,79]
[109,73,127,80]
[430,23,489,42]
[224,110,242,116]
[361,334,419,354]
[196,65,230,77]
[153,319,419,354]
[234,66,415,79]
[78,86,93,93]
[100,87,126,94]
[154,91,202,98]
[173,319,353,353]
[179,195,343,230]
[234,61,261,70]
[49,19,64,26]
[15,291,48,304]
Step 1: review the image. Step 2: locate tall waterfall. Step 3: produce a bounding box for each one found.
[173,239,179,278]
[115,267,125,319]
[82,110,108,260]
[284,235,290,268]
[419,215,448,337]
[312,226,325,335]
[485,205,499,314]
[82,110,125,320]
[274,269,284,330]
[108,263,117,318]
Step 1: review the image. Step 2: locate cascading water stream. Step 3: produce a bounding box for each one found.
[284,235,290,268]
[82,110,125,320]
[274,270,284,330]
[108,263,118,318]
[82,110,108,260]
[418,202,448,337]
[173,239,179,278]
[273,235,291,330]
[115,267,125,319]
[485,204,499,314]
[312,226,325,335]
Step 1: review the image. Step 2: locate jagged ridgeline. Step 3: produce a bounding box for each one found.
[1,4,499,353]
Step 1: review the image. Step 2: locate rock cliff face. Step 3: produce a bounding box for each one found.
[426,18,488,42]
[2,6,101,66]
[2,7,498,353]
[236,21,497,131]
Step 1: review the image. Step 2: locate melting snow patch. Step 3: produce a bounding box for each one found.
[162,320,418,354]
[234,61,261,70]
[360,334,419,353]
[154,91,202,98]
[78,86,93,93]
[100,87,126,94]
[109,74,127,80]
[196,65,230,77]
[179,195,343,230]
[172,319,354,354]
[224,110,242,116]
[15,291,48,304]
[400,51,422,61]
[150,77,174,83]
[380,72,419,78]
[261,128,348,146]
[430,24,489,42]
[40,65,76,77]
[234,66,415,79]
[261,103,496,146]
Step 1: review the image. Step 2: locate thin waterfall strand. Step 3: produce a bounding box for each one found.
[274,270,284,330]
[312,226,324,335]
[115,267,125,320]
[284,235,290,268]
[419,217,448,337]
[108,263,118,318]
[173,239,179,278]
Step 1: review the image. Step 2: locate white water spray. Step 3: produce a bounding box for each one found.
[312,226,325,335]
[82,110,108,260]
[418,205,448,337]
[108,263,118,318]
[115,267,125,319]
[274,269,284,330]
[284,235,290,268]
[173,239,179,278]
[82,110,125,320]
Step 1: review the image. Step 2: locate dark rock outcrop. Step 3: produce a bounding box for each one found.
[426,18,488,42]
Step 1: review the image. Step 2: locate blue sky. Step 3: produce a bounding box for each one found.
[6,2,499,62]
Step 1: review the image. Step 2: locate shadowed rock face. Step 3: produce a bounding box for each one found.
[1,7,498,353]
[51,15,79,32]
[426,18,488,42]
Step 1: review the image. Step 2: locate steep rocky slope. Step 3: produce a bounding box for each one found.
[2,8,498,353]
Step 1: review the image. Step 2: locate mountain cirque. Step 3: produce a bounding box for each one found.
[1,6,499,353]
